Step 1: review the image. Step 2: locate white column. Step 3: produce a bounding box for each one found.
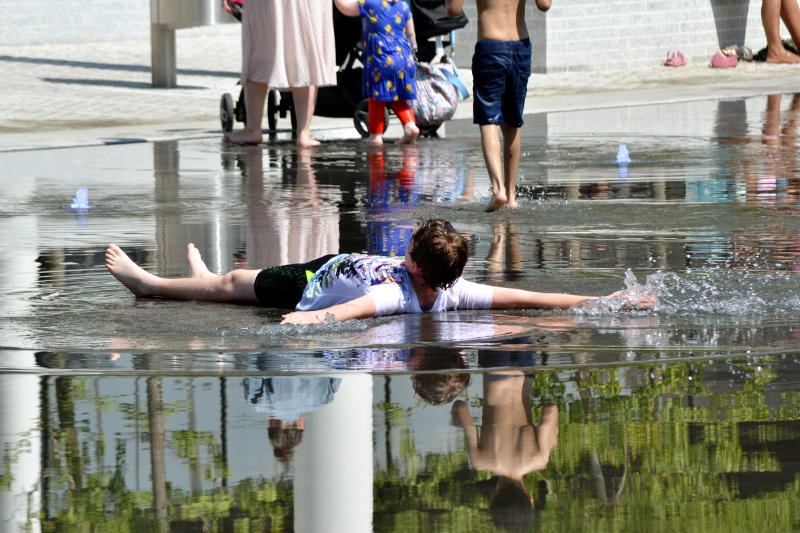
[294,374,373,533]
[0,373,42,533]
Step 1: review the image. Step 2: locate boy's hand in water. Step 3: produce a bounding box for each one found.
[281,311,327,325]
[604,290,658,310]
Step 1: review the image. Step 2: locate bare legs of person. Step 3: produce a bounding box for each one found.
[292,85,321,147]
[224,81,268,145]
[481,124,521,212]
[105,243,259,304]
[762,0,800,63]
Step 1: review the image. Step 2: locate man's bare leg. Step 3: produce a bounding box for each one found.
[480,124,508,212]
[224,81,267,144]
[292,85,322,147]
[105,244,259,303]
[501,125,521,209]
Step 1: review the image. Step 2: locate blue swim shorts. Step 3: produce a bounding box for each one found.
[471,38,532,127]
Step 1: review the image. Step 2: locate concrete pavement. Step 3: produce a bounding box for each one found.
[2,29,800,152]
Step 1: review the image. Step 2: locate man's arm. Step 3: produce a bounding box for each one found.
[446,0,464,17]
[280,294,377,324]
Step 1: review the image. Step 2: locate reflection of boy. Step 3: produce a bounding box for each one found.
[451,371,557,529]
[447,0,552,212]
[243,376,341,462]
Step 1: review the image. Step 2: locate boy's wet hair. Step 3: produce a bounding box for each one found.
[489,477,535,531]
[410,219,469,290]
[412,372,471,405]
[409,347,470,405]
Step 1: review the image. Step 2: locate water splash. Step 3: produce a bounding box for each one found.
[69,187,92,209]
[616,144,631,164]
[576,267,800,318]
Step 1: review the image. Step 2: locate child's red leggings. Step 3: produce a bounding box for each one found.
[369,99,415,134]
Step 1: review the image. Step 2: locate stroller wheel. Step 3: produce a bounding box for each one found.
[220,93,235,132]
[354,99,388,138]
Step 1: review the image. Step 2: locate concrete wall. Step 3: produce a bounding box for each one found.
[0,0,237,47]
[451,0,771,72]
[0,0,775,72]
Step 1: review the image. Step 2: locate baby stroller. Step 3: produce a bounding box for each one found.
[219,0,468,138]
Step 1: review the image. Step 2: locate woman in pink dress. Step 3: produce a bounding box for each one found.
[222,0,337,146]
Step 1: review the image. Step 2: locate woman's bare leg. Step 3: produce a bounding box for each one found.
[780,0,800,51]
[105,244,259,303]
[225,81,267,144]
[292,85,321,147]
[762,0,800,63]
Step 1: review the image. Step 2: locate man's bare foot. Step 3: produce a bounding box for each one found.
[396,122,420,144]
[766,48,800,64]
[365,134,383,145]
[506,195,519,209]
[105,244,158,298]
[187,243,215,278]
[297,134,321,147]
[224,130,263,145]
[484,193,507,212]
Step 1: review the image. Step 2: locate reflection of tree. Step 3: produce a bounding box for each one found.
[25,358,800,531]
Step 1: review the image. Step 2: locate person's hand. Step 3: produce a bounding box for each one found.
[280,310,330,325]
[604,290,658,310]
[222,0,235,15]
[450,400,471,428]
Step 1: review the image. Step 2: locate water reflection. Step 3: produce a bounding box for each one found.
[452,372,558,530]
[2,356,797,531]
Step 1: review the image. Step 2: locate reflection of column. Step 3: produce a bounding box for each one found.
[147,377,168,533]
[294,375,373,533]
[0,374,41,532]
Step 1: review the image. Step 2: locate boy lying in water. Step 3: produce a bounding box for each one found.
[105,219,653,325]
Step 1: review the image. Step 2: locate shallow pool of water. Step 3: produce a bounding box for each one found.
[1,94,799,531]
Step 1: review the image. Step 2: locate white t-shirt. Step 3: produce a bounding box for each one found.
[296,253,494,316]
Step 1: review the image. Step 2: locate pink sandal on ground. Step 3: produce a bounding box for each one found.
[710,51,738,68]
[664,51,686,66]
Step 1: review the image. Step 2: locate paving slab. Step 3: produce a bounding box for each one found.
[1,30,800,152]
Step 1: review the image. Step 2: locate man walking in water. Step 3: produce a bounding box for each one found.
[447,0,551,212]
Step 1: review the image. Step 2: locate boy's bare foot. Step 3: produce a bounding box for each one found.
[506,196,519,209]
[105,244,158,298]
[365,134,383,145]
[766,48,800,64]
[484,193,507,212]
[396,122,420,144]
[224,130,263,145]
[187,243,215,278]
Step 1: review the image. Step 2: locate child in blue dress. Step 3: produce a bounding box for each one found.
[334,0,420,145]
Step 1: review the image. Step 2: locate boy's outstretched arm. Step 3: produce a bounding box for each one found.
[490,286,656,310]
[446,0,464,16]
[281,294,377,324]
[332,0,360,17]
[490,286,601,310]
